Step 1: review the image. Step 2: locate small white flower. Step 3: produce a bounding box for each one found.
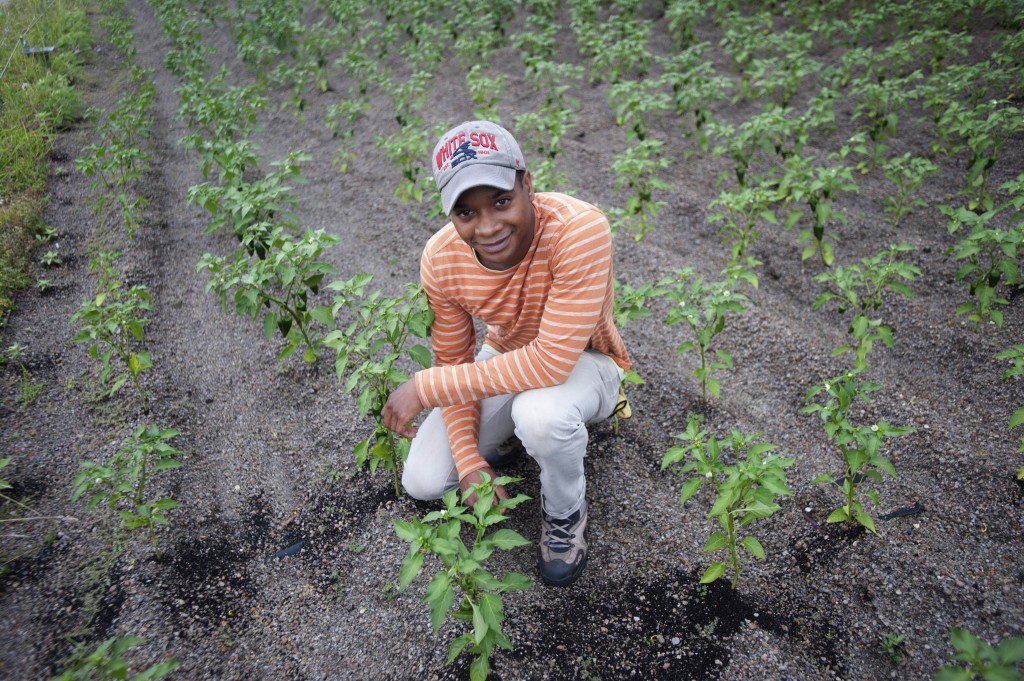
[871,425,879,432]
[824,383,831,391]
[705,471,713,478]
[21,82,29,91]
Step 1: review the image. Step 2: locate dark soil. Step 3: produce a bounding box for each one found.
[1,2,1022,680]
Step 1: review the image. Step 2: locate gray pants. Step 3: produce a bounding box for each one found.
[401,349,624,518]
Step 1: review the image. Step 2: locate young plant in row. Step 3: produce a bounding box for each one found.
[940,174,1024,328]
[995,344,1024,480]
[881,153,939,228]
[608,139,671,240]
[661,413,794,589]
[812,244,921,370]
[198,227,339,363]
[608,78,673,143]
[658,268,750,403]
[71,425,183,558]
[70,253,153,410]
[707,179,781,275]
[802,370,913,533]
[54,635,179,681]
[323,276,433,495]
[395,474,533,681]
[779,155,858,267]
[513,104,576,193]
[656,47,731,154]
[325,97,369,173]
[933,628,1024,681]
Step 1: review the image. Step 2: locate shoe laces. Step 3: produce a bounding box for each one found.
[543,514,577,552]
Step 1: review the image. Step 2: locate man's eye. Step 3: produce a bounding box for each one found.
[496,197,510,206]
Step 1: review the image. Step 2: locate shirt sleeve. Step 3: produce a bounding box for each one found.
[419,247,489,478]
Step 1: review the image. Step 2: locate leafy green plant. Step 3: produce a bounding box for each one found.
[661,413,794,588]
[608,79,672,143]
[658,268,749,403]
[54,635,179,681]
[882,153,939,228]
[323,276,433,495]
[3,342,43,409]
[656,44,731,154]
[995,344,1024,479]
[395,474,532,681]
[71,425,183,558]
[514,105,575,193]
[940,174,1024,327]
[802,370,913,533]
[707,180,780,276]
[70,253,153,410]
[812,244,921,370]
[609,139,671,240]
[879,630,907,664]
[325,98,368,173]
[198,228,339,363]
[934,628,1024,681]
[780,155,858,267]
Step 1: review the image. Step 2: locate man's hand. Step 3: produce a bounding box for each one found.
[459,466,508,510]
[381,378,424,438]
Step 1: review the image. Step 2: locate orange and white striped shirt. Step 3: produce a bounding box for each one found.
[414,192,631,478]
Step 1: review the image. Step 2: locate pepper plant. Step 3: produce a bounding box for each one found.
[608,139,671,240]
[933,628,1024,681]
[802,370,913,533]
[394,474,532,681]
[70,253,153,410]
[881,153,939,228]
[658,268,749,403]
[323,276,433,495]
[54,635,179,681]
[707,179,781,277]
[812,244,921,370]
[995,344,1024,480]
[779,155,858,267]
[940,174,1024,328]
[661,413,794,589]
[71,425,183,558]
[198,228,339,363]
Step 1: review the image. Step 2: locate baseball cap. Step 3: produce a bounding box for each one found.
[431,120,526,215]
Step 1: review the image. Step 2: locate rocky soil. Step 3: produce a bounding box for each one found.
[1,2,1022,680]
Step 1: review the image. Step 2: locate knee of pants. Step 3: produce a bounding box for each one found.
[510,392,583,446]
[401,459,453,501]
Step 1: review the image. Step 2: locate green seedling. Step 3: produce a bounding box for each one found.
[609,139,671,240]
[934,628,1024,681]
[395,474,532,681]
[71,253,153,410]
[780,155,858,267]
[995,345,1024,479]
[882,153,939,228]
[658,268,749,403]
[812,244,921,370]
[879,630,907,664]
[662,413,794,589]
[324,276,433,496]
[198,227,338,363]
[803,370,913,533]
[940,174,1024,328]
[707,179,781,276]
[71,425,183,558]
[54,635,179,681]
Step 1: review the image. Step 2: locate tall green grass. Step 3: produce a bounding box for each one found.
[0,0,90,321]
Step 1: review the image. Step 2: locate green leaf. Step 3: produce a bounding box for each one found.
[741,535,766,560]
[855,511,877,533]
[1009,406,1024,430]
[488,528,530,550]
[699,562,726,584]
[704,530,728,553]
[826,507,849,523]
[469,653,490,681]
[424,572,453,633]
[407,344,432,369]
[678,477,703,505]
[398,551,423,589]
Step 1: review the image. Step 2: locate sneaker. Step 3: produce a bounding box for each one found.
[538,501,589,586]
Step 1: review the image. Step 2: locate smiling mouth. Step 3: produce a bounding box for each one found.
[477,234,510,253]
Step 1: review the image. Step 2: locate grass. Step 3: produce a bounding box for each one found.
[0,0,90,325]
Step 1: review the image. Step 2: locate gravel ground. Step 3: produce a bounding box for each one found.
[1,2,1022,681]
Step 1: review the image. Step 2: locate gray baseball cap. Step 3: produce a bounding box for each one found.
[431,121,526,215]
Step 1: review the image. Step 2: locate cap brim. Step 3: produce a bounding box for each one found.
[440,165,517,216]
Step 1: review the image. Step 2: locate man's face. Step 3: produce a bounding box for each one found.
[449,171,535,271]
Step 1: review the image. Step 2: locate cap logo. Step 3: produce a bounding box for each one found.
[435,131,502,170]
